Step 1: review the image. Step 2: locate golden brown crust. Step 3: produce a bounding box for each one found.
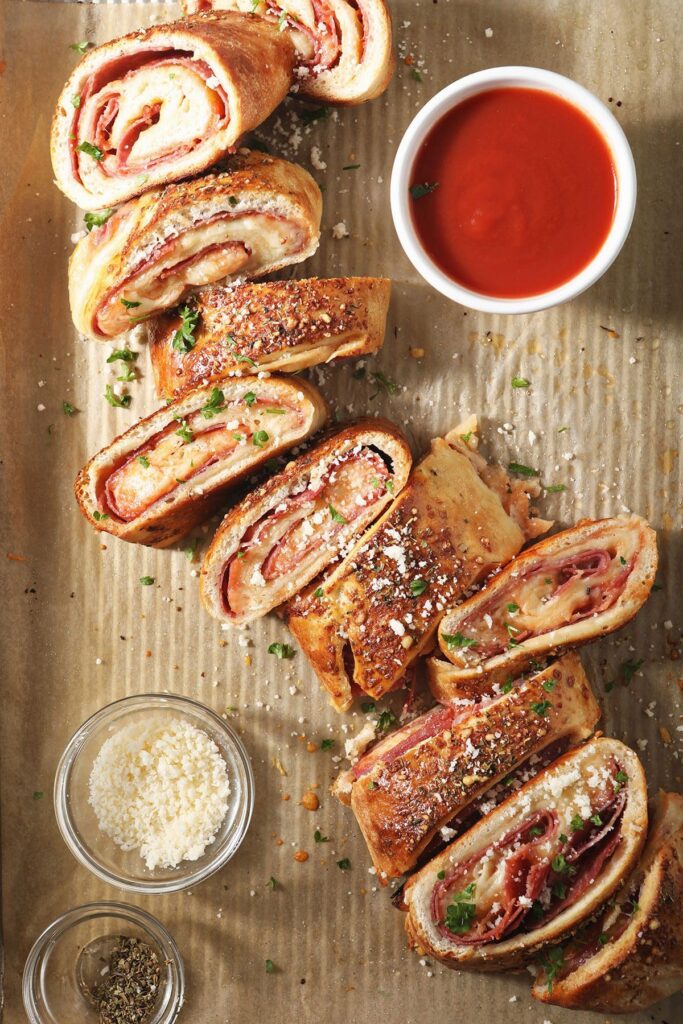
[199,418,412,623]
[148,277,391,399]
[343,655,600,880]
[74,376,327,547]
[286,432,529,712]
[69,151,322,340]
[181,1,395,104]
[434,515,658,700]
[533,791,683,1012]
[51,12,296,209]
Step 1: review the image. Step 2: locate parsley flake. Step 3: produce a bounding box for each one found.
[84,208,114,232]
[268,642,295,659]
[410,182,439,200]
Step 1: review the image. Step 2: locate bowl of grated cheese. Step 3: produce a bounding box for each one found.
[54,693,254,893]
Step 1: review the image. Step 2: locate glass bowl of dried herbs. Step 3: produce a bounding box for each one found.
[23,901,184,1024]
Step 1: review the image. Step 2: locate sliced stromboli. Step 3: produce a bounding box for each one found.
[148,277,391,399]
[532,790,683,1012]
[286,428,550,712]
[334,655,600,881]
[181,1,395,104]
[200,419,411,625]
[51,12,296,210]
[403,737,648,971]
[69,151,322,341]
[435,515,657,700]
[75,377,327,547]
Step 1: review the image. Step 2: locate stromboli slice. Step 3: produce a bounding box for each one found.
[69,151,322,341]
[75,376,327,547]
[435,515,657,700]
[403,737,648,970]
[51,12,296,210]
[182,0,395,104]
[148,277,391,399]
[335,654,600,881]
[286,428,550,712]
[200,419,411,625]
[532,790,683,1012]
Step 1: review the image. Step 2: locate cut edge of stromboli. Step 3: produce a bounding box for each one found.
[531,790,683,1012]
[334,653,601,880]
[51,12,297,210]
[403,737,648,970]
[74,376,327,547]
[198,418,412,624]
[434,515,658,690]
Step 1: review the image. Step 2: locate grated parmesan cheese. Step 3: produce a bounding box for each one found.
[88,716,230,870]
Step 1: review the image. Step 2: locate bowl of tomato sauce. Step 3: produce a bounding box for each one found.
[390,66,636,314]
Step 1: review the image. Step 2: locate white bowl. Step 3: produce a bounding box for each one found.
[390,66,637,314]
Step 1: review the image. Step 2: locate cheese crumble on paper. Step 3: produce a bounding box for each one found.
[89,716,230,870]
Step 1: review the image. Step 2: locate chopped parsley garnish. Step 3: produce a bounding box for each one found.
[174,420,194,444]
[528,825,544,837]
[386,479,394,493]
[172,305,199,353]
[62,401,76,416]
[266,876,278,890]
[508,462,539,478]
[552,882,567,900]
[139,576,155,586]
[299,105,330,125]
[268,642,295,659]
[320,738,334,751]
[77,140,103,161]
[559,833,568,844]
[369,370,399,397]
[92,511,109,522]
[541,946,565,991]
[542,678,556,693]
[70,40,92,53]
[277,9,288,30]
[361,701,376,713]
[460,432,472,443]
[84,208,114,232]
[328,504,346,524]
[377,709,396,732]
[410,578,428,597]
[590,813,603,827]
[444,883,476,935]
[314,587,324,599]
[265,959,275,974]
[120,298,141,310]
[621,658,643,685]
[33,791,44,800]
[243,391,257,406]
[117,367,136,383]
[201,388,226,419]
[367,780,377,791]
[531,700,552,717]
[511,377,530,388]
[253,430,269,448]
[410,182,439,200]
[106,348,138,364]
[598,932,609,945]
[437,870,446,880]
[442,632,478,650]
[551,854,569,874]
[265,407,286,415]
[507,602,519,613]
[137,455,150,468]
[336,858,350,870]
[314,829,329,843]
[184,537,200,562]
[104,385,131,408]
[570,815,584,831]
[614,770,629,791]
[409,68,423,82]
[501,678,514,694]
[545,484,567,493]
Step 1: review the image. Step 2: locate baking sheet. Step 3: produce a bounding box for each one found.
[1,0,682,1021]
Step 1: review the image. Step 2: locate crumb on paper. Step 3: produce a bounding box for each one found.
[332,221,349,239]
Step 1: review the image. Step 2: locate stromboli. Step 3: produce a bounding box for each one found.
[286,427,550,712]
[181,0,395,104]
[335,654,600,881]
[532,790,683,1012]
[51,12,296,210]
[403,737,648,970]
[75,376,327,546]
[433,515,658,702]
[200,419,411,625]
[69,150,322,341]
[148,277,391,399]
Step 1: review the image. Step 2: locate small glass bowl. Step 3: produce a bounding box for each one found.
[23,901,184,1024]
[54,693,254,893]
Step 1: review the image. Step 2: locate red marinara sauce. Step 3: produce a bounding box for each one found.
[409,87,617,298]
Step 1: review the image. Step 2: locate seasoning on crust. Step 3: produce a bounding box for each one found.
[200,419,411,625]
[181,0,395,104]
[148,277,391,399]
[51,12,296,210]
[286,426,551,712]
[335,654,600,881]
[75,376,327,547]
[532,790,683,1012]
[69,151,322,341]
[403,737,648,971]
[434,515,658,702]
